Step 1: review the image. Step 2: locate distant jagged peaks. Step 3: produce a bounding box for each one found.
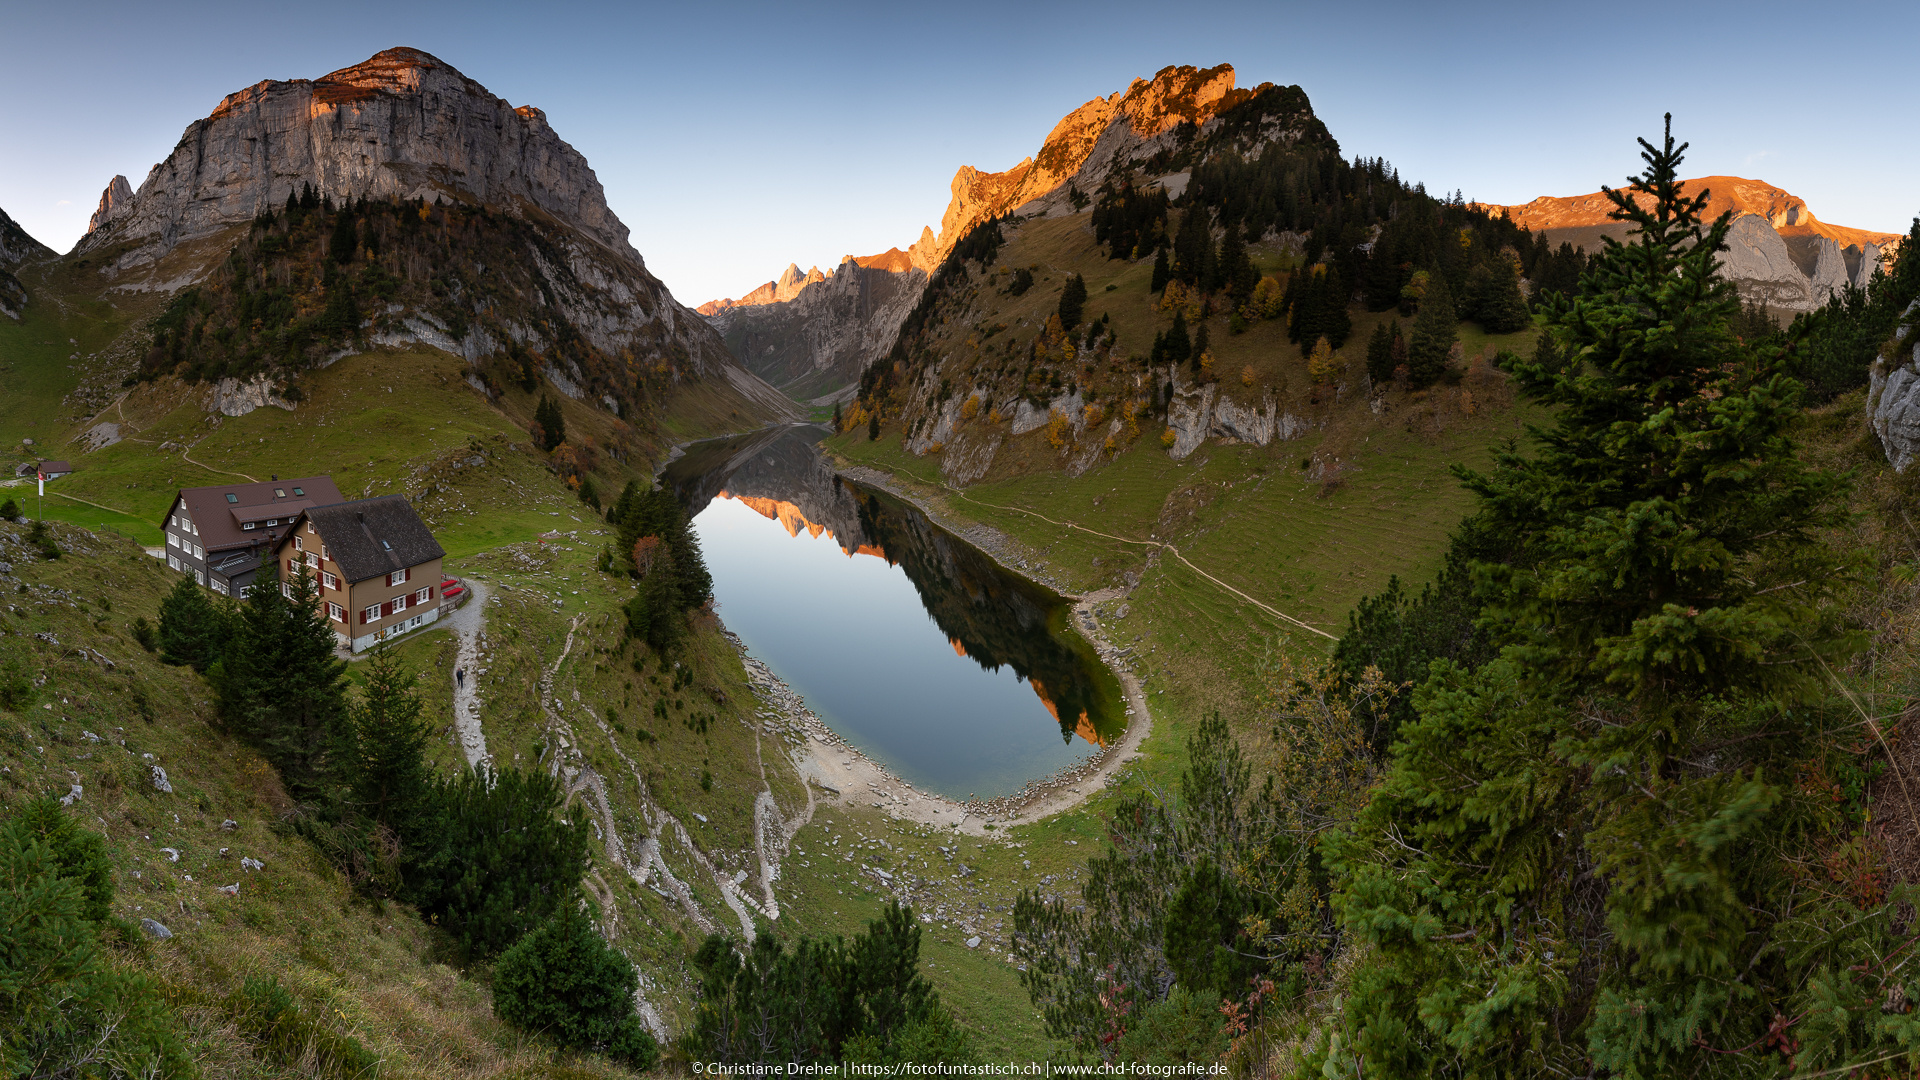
[697,243,929,316]
[76,46,638,267]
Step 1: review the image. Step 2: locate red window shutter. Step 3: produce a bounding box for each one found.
[359,607,368,625]
[401,567,410,584]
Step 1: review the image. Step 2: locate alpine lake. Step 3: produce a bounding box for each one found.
[661,425,1126,800]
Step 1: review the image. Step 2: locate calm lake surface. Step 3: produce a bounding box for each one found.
[663,426,1123,799]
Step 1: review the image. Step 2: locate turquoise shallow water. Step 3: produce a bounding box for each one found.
[672,428,1118,799]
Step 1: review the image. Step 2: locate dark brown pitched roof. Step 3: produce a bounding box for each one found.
[37,460,74,475]
[170,476,343,554]
[283,495,444,584]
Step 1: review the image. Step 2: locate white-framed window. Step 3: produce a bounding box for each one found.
[167,532,178,548]
[212,580,228,596]
[195,571,205,585]
[305,553,319,570]
[362,604,381,624]
[321,543,329,559]
[327,602,344,623]
[321,571,338,590]
[388,567,409,587]
[293,536,304,552]
[243,521,256,531]
[414,586,431,604]
[167,554,179,571]
[192,543,202,558]
[281,581,292,599]
[190,521,198,535]
[392,594,408,614]
[266,518,278,527]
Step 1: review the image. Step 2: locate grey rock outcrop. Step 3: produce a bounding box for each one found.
[77,48,636,265]
[69,46,796,422]
[1867,303,1920,471]
[0,204,52,319]
[87,175,134,234]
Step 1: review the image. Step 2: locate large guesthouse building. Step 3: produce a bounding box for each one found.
[162,476,344,595]
[272,495,446,653]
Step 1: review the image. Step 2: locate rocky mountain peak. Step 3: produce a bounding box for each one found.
[928,64,1315,267]
[1490,176,1903,312]
[77,46,639,270]
[88,175,134,234]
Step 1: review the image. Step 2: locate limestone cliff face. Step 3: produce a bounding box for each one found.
[1868,303,1920,471]
[67,46,794,420]
[0,205,52,319]
[1492,176,1900,313]
[699,64,1317,400]
[77,48,637,266]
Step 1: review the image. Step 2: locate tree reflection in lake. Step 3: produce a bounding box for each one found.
[662,425,1124,798]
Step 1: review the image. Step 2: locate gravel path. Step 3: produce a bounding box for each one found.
[444,580,491,768]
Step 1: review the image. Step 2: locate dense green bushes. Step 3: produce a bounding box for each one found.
[494,904,659,1069]
[0,799,190,1079]
[605,480,712,655]
[685,902,973,1065]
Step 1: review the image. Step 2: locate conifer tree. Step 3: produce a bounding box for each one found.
[1404,273,1456,386]
[1164,310,1191,365]
[1364,319,1399,385]
[1173,208,1211,286]
[1476,252,1531,333]
[404,766,591,959]
[1323,117,1870,1080]
[1057,273,1087,330]
[213,568,350,801]
[533,394,566,452]
[1150,247,1171,293]
[156,575,229,672]
[328,210,357,264]
[494,904,659,1069]
[346,644,431,835]
[1217,223,1259,303]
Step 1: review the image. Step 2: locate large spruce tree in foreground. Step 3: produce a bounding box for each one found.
[213,567,349,801]
[1321,119,1903,1077]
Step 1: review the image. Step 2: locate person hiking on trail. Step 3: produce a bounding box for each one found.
[456,668,465,688]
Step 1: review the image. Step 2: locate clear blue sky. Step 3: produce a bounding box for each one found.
[2,0,1913,306]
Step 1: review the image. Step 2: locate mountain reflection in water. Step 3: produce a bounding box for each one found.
[663,425,1124,798]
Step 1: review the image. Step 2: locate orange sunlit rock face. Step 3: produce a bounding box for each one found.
[952,638,969,659]
[1028,677,1104,748]
[1487,176,1901,250]
[718,491,890,563]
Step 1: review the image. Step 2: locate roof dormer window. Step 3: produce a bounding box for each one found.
[292,487,304,496]
[274,488,286,498]
[266,519,278,527]
[243,522,256,531]
[225,493,238,503]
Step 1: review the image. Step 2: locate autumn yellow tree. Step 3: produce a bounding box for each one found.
[1306,335,1340,384]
